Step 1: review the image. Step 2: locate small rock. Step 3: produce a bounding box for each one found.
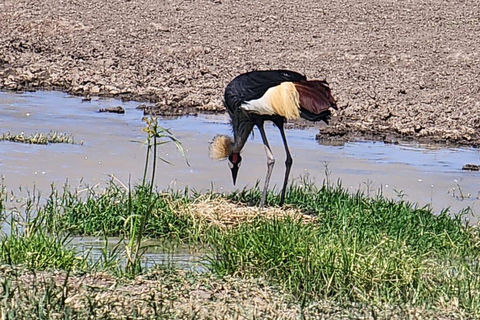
[99,106,125,114]
[150,22,170,32]
[89,85,100,94]
[462,164,480,171]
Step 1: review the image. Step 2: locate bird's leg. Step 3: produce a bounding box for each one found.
[256,122,275,207]
[276,120,292,206]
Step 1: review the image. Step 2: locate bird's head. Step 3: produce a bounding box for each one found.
[228,152,242,185]
[210,134,241,184]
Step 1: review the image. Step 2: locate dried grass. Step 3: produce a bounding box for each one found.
[184,196,316,229]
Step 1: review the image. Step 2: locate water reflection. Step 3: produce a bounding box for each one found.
[69,237,208,272]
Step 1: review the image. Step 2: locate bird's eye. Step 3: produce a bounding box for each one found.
[228,161,234,169]
[237,160,242,168]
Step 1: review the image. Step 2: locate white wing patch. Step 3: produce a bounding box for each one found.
[241,82,300,120]
[241,86,277,115]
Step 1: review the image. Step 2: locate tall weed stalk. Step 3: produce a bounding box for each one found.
[125,116,188,275]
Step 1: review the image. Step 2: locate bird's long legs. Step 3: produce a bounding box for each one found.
[275,120,292,206]
[256,121,275,207]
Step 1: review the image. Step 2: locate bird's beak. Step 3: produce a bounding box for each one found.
[230,164,239,185]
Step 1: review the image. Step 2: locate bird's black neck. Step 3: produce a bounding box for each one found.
[230,110,254,153]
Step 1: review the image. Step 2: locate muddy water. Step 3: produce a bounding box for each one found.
[1,90,480,225]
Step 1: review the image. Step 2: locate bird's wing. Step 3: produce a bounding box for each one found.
[224,70,306,112]
[294,81,335,115]
[241,82,301,119]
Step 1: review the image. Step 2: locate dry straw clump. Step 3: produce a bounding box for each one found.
[186,196,316,229]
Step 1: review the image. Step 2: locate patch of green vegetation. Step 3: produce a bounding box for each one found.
[0,232,86,271]
[210,181,480,315]
[0,131,80,145]
[0,196,86,271]
[42,183,198,242]
[2,178,480,317]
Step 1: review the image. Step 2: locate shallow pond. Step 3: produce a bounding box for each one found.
[1,91,480,224]
[1,90,480,220]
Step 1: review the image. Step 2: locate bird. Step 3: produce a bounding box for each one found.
[210,70,338,207]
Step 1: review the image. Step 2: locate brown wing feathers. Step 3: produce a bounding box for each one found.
[294,80,336,115]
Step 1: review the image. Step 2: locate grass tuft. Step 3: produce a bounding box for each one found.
[0,188,87,271]
[42,182,199,243]
[0,131,80,145]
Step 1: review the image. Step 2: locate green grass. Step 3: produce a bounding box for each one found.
[210,181,480,315]
[0,232,86,271]
[41,182,200,242]
[0,189,86,271]
[0,131,80,145]
[2,115,479,317]
[2,177,480,316]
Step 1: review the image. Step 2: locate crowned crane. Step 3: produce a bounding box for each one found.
[210,70,337,207]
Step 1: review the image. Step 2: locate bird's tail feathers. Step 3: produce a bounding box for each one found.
[300,109,332,123]
[294,80,337,115]
[209,134,233,160]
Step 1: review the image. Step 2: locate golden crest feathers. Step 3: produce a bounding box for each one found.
[209,135,233,160]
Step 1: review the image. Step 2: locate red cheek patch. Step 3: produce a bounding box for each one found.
[232,153,238,164]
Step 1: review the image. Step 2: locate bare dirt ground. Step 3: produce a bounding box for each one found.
[0,0,479,145]
[0,266,455,319]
